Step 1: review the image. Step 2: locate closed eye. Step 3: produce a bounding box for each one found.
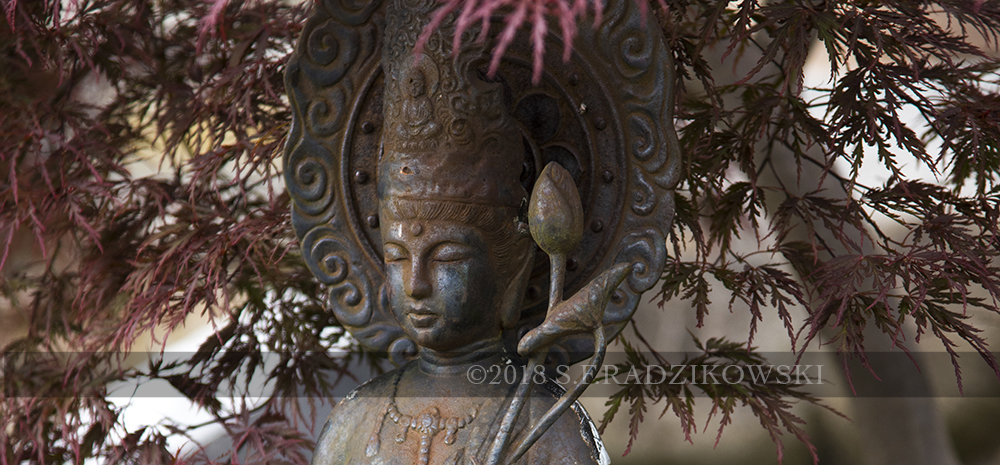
[431,243,473,262]
[383,243,409,263]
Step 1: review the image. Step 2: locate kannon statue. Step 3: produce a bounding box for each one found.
[283,0,680,463]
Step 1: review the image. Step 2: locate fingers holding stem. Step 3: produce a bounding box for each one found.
[487,253,566,465]
[506,327,606,465]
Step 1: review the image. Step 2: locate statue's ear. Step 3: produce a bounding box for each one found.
[500,239,534,329]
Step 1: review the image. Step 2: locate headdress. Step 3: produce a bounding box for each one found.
[378,0,525,209]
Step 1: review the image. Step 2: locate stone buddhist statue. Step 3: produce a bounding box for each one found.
[283,0,679,463]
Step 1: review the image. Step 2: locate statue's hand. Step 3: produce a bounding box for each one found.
[517,263,631,357]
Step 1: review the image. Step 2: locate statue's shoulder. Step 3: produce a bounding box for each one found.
[339,367,399,406]
[327,366,400,421]
[311,367,402,464]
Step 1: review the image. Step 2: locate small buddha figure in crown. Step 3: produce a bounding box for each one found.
[398,69,441,141]
[310,2,607,464]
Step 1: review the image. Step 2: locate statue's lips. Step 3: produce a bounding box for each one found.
[406,307,439,328]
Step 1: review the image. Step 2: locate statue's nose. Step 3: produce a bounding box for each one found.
[405,261,432,298]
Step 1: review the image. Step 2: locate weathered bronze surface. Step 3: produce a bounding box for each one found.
[283,0,678,462]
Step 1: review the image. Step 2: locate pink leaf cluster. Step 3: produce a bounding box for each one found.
[415,0,666,84]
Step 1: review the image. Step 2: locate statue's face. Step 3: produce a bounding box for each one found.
[382,218,502,352]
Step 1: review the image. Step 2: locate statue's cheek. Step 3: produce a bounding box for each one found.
[432,264,471,310]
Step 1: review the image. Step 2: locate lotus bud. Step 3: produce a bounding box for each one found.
[528,162,584,257]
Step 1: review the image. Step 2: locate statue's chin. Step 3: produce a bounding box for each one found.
[401,326,450,352]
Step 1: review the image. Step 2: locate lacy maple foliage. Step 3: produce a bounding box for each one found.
[2,0,1000,464]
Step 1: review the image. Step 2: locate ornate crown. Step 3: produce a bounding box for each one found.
[378,0,525,209]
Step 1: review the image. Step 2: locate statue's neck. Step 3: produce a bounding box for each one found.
[418,338,506,376]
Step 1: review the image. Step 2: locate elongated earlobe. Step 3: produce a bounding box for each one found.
[500,238,534,329]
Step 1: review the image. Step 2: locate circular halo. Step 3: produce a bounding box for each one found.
[284,0,679,366]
